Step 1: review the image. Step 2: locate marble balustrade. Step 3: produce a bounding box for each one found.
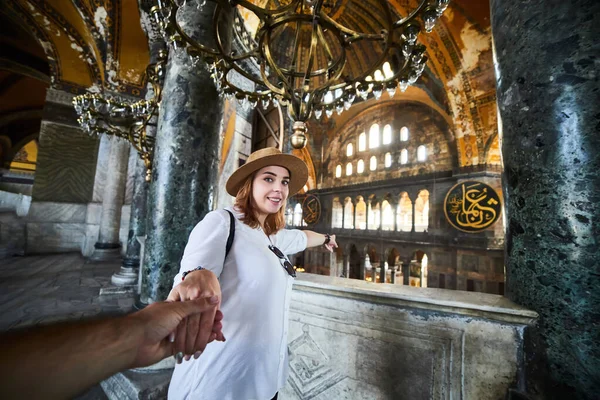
[281,274,537,400]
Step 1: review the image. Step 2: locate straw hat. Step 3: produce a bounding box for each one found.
[226,147,308,197]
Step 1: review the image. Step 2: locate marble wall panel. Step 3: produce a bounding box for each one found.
[26,222,87,253]
[27,202,86,223]
[33,121,99,203]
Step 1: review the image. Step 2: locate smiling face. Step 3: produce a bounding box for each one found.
[251,165,290,222]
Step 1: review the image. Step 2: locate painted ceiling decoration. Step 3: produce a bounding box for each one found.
[5,0,150,96]
[1,0,499,173]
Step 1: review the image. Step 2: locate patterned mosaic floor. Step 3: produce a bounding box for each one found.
[0,253,136,399]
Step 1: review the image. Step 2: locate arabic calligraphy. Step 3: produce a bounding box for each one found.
[302,195,321,225]
[444,181,502,232]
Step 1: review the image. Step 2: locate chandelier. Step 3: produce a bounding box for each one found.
[152,0,448,149]
[72,49,168,181]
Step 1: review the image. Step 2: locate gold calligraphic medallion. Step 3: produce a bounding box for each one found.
[444,181,502,233]
[302,194,321,225]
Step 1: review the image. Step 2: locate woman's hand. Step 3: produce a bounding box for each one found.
[324,234,338,253]
[166,269,225,362]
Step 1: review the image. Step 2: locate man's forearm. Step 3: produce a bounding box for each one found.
[0,315,141,399]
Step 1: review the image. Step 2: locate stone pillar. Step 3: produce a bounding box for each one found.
[360,255,368,281]
[110,45,164,287]
[141,3,228,303]
[110,150,148,286]
[91,137,130,261]
[390,265,397,284]
[380,261,388,283]
[402,261,410,286]
[491,0,599,397]
[343,254,350,278]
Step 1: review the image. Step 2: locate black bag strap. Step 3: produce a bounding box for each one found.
[225,210,235,258]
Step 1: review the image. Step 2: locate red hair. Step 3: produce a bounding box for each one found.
[234,174,286,236]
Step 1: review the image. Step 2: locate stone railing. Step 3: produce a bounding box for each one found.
[282,274,537,400]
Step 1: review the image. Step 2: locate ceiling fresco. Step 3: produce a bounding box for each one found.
[0,0,500,172]
[4,0,150,95]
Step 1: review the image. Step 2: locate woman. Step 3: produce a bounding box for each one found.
[167,147,338,400]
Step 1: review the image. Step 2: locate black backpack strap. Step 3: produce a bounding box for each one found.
[225,210,235,258]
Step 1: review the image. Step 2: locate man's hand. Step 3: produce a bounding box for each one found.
[127,297,221,368]
[167,269,225,363]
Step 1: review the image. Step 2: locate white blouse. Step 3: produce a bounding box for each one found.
[168,208,307,400]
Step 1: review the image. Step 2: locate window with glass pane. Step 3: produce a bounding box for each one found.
[331,198,343,228]
[346,143,353,157]
[358,132,366,151]
[369,124,380,148]
[343,197,354,229]
[357,159,365,173]
[335,164,342,177]
[417,145,427,162]
[385,152,392,168]
[346,162,353,176]
[400,149,408,165]
[370,156,377,171]
[400,126,409,141]
[383,124,392,144]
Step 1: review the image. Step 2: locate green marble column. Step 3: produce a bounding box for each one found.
[141,2,230,303]
[491,0,600,398]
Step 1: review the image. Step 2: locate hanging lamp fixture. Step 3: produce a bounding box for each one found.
[152,0,449,149]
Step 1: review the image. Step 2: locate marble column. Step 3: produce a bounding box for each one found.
[91,137,130,261]
[110,150,147,286]
[402,261,410,286]
[491,0,599,397]
[141,2,230,303]
[343,255,350,278]
[380,261,388,283]
[390,265,397,284]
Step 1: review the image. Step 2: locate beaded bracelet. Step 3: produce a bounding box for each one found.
[182,266,204,281]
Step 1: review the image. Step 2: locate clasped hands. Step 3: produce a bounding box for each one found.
[166,269,225,363]
[127,269,224,368]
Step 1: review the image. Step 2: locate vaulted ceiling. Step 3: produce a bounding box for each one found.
[0,0,499,173]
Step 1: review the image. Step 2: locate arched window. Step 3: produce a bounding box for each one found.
[397,192,413,232]
[381,200,394,231]
[400,149,408,165]
[355,197,367,230]
[370,156,377,171]
[346,162,353,176]
[346,143,353,157]
[358,132,366,151]
[357,159,365,174]
[400,126,409,141]
[414,190,430,232]
[369,124,380,148]
[285,207,293,226]
[385,152,392,168]
[335,164,342,177]
[293,203,303,226]
[382,124,392,145]
[417,145,427,162]
[367,198,380,230]
[343,198,354,229]
[332,198,343,228]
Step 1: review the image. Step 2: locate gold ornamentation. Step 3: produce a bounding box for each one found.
[444,181,501,233]
[302,194,321,225]
[151,0,450,148]
[72,49,168,181]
